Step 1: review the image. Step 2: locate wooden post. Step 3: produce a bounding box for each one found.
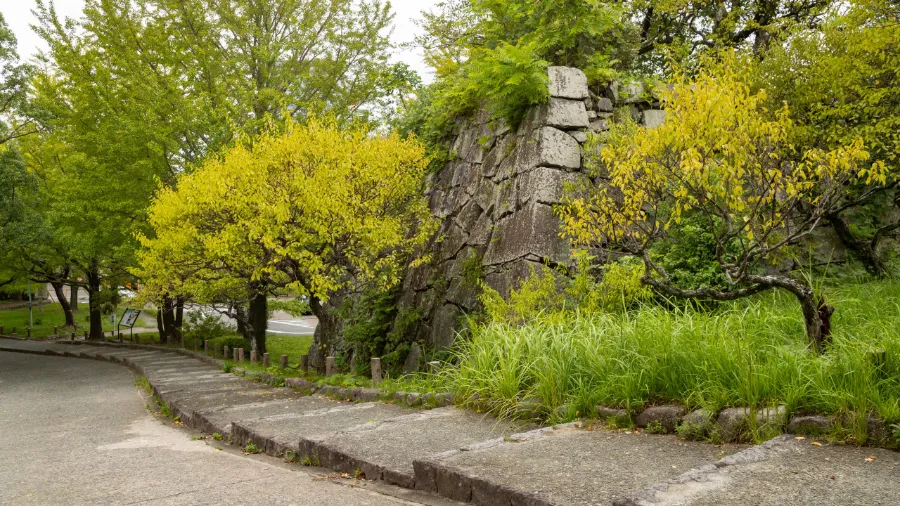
[233,347,239,362]
[0,326,4,335]
[250,350,258,365]
[214,343,220,356]
[204,340,209,353]
[300,354,309,373]
[371,358,382,386]
[83,331,88,340]
[263,353,270,368]
[238,348,245,362]
[224,345,230,360]
[26,327,31,339]
[11,326,16,336]
[280,354,288,369]
[70,332,75,341]
[325,356,335,377]
[53,326,58,337]
[134,333,139,344]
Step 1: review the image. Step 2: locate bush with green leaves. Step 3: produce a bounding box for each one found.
[182,310,237,345]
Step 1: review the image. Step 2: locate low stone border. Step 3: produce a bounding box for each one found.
[591,403,897,448]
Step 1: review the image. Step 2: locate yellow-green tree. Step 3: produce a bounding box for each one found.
[138,119,435,356]
[559,55,885,352]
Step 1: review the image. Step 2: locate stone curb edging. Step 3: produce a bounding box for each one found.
[412,423,582,505]
[592,403,897,448]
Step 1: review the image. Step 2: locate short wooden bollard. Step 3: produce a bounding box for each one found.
[26,327,31,339]
[134,333,139,343]
[214,343,220,356]
[53,326,58,337]
[250,350,258,365]
[70,332,75,341]
[11,326,16,336]
[224,345,230,360]
[300,354,309,373]
[118,332,123,343]
[233,347,239,362]
[280,354,288,369]
[83,331,88,340]
[325,356,335,377]
[371,357,382,386]
[193,339,199,352]
[0,326,4,335]
[262,353,270,368]
[238,348,245,362]
[204,340,209,353]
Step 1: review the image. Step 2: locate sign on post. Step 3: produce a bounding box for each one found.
[118,308,142,341]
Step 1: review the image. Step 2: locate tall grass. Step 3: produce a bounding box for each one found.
[446,281,900,426]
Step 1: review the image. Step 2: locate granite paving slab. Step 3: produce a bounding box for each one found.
[415,424,744,505]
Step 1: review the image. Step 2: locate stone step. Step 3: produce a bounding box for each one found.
[293,406,528,488]
[231,400,409,458]
[620,434,900,505]
[414,423,744,505]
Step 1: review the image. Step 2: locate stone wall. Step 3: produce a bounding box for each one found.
[394,67,668,369]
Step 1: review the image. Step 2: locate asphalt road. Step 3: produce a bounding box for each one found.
[0,352,440,505]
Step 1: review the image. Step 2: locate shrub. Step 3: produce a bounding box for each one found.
[182,310,236,345]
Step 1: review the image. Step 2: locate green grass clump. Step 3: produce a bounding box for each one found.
[447,281,900,434]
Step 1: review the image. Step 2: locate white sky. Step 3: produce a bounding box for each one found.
[2,0,438,82]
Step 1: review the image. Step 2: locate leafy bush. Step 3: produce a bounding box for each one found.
[182,310,236,345]
[269,298,312,317]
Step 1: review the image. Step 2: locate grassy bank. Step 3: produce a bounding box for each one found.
[447,281,900,430]
[0,306,153,338]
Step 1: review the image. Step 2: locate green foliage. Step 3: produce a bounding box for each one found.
[269,299,312,317]
[340,287,422,372]
[183,310,237,344]
[243,443,262,454]
[212,432,223,441]
[479,254,650,325]
[448,280,900,430]
[649,212,730,291]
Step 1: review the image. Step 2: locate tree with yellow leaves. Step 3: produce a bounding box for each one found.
[558,54,885,352]
[137,119,436,357]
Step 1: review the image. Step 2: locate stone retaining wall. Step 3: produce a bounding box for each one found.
[394,67,668,366]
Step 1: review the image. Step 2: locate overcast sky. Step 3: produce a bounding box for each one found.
[3,0,438,82]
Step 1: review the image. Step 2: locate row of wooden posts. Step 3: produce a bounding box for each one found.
[0,325,417,385]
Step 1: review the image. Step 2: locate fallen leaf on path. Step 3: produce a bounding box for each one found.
[811,442,822,446]
[794,436,805,440]
[865,456,876,462]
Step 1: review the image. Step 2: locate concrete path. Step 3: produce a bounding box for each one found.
[0,351,455,506]
[1,338,898,506]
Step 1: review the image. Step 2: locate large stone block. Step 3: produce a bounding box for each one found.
[517,166,584,206]
[609,81,646,104]
[548,66,589,99]
[438,224,468,262]
[492,179,517,220]
[483,259,545,298]
[518,126,581,172]
[535,98,589,129]
[482,135,514,179]
[431,304,463,349]
[642,109,667,129]
[482,203,570,266]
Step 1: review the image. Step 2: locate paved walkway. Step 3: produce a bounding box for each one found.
[1,338,898,505]
[0,351,452,505]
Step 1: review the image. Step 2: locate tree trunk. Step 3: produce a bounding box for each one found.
[51,282,75,327]
[86,267,103,340]
[161,296,181,345]
[747,273,832,353]
[235,303,251,341]
[156,309,166,342]
[175,297,184,329]
[248,290,268,355]
[827,214,890,277]
[308,296,337,373]
[70,285,79,312]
